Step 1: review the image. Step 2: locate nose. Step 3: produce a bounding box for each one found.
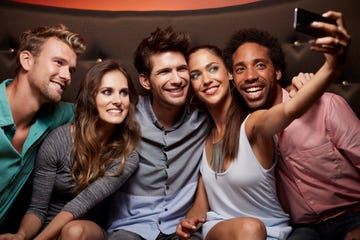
[112,93,123,105]
[59,66,71,85]
[244,67,258,82]
[169,70,183,85]
[203,72,213,85]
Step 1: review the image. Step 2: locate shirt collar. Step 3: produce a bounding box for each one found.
[0,79,15,127]
[141,95,187,131]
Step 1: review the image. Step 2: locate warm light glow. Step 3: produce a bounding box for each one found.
[12,0,260,11]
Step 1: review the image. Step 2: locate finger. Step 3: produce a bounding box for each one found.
[291,75,305,90]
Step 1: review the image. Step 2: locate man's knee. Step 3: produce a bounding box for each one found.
[287,226,321,240]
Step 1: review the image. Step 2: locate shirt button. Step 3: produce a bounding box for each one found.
[165,208,168,211]
[296,179,302,183]
[158,220,161,224]
[165,185,169,190]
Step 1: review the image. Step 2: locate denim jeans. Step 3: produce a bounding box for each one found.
[288,211,360,240]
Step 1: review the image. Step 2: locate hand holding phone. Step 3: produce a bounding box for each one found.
[293,8,337,38]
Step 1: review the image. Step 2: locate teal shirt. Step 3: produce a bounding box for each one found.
[0,79,74,225]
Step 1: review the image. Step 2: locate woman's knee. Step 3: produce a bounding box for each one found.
[60,221,85,240]
[60,220,104,240]
[240,217,266,237]
[207,217,266,240]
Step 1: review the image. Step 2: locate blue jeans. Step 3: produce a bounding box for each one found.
[288,211,360,240]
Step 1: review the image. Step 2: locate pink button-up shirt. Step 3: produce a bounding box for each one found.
[276,89,360,224]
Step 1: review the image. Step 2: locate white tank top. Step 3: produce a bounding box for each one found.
[200,115,292,239]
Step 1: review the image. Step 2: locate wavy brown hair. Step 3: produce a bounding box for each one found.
[71,59,141,193]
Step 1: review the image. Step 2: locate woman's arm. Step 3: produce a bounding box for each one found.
[0,214,42,240]
[33,151,139,240]
[33,212,73,240]
[176,176,208,240]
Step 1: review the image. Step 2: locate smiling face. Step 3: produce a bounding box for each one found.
[141,51,190,111]
[232,42,281,110]
[188,48,232,108]
[95,70,130,127]
[27,37,77,103]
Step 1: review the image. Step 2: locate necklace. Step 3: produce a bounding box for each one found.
[210,130,224,178]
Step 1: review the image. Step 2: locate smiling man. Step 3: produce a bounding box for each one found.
[0,24,86,230]
[224,11,360,240]
[107,27,211,240]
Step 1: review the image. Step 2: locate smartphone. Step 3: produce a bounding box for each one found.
[293,8,337,38]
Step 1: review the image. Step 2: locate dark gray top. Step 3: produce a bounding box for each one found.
[26,124,139,225]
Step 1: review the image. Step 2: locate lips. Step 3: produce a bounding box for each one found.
[203,85,219,95]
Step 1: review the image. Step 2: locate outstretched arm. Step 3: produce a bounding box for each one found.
[250,10,351,138]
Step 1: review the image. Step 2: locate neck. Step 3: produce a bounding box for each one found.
[6,77,42,128]
[151,101,184,129]
[207,93,232,140]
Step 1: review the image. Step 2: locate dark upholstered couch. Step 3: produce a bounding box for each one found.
[1,0,359,117]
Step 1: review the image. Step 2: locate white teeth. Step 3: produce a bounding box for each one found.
[108,109,122,113]
[204,86,217,94]
[50,82,63,90]
[245,87,262,93]
[168,87,182,92]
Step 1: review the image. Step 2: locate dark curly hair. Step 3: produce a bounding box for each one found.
[223,28,287,87]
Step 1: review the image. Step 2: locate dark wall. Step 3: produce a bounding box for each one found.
[0,0,359,115]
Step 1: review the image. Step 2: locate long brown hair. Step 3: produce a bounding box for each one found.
[71,59,141,193]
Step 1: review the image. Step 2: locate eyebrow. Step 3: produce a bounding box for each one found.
[233,58,268,67]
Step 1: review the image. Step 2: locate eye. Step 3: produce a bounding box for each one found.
[177,65,188,72]
[256,63,266,69]
[209,65,219,73]
[234,66,245,74]
[101,89,112,95]
[120,89,129,97]
[55,59,63,66]
[190,72,200,80]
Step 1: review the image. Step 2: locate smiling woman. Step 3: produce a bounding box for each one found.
[11,0,260,11]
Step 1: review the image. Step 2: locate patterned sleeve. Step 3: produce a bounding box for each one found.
[62,151,139,218]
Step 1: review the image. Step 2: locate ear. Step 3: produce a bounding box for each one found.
[139,74,151,90]
[19,50,33,71]
[275,68,282,81]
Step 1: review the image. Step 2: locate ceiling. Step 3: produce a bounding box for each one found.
[11,0,260,11]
